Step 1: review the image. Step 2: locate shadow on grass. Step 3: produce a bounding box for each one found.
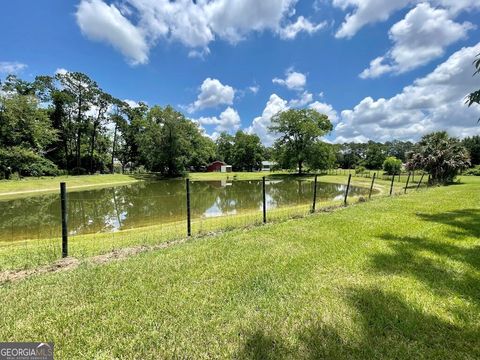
[238,288,477,359]
[239,208,480,359]
[417,208,480,239]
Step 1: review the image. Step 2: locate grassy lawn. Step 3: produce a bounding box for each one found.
[0,174,149,198]
[188,170,291,181]
[0,177,478,358]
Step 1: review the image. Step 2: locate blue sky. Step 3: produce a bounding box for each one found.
[1,0,480,144]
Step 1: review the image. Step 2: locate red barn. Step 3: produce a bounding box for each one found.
[207,160,226,172]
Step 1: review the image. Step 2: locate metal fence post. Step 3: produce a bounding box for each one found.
[404,172,411,194]
[344,174,351,206]
[186,178,191,236]
[311,174,318,213]
[389,174,395,196]
[262,176,267,223]
[60,182,68,258]
[369,172,376,199]
[416,173,425,190]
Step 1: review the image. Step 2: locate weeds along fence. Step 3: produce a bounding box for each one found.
[0,172,431,272]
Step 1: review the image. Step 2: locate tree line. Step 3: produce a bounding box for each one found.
[0,71,477,182]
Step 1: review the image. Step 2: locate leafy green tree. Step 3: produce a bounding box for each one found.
[136,105,213,176]
[122,101,149,168]
[385,140,414,162]
[365,141,386,169]
[462,136,480,166]
[215,132,235,164]
[406,132,470,184]
[269,109,333,174]
[306,142,337,171]
[383,156,402,175]
[336,143,367,169]
[55,71,98,170]
[231,131,264,171]
[0,94,57,151]
[184,122,216,170]
[87,90,115,173]
[0,91,59,178]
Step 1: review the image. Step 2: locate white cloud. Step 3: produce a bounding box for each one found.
[246,94,289,145]
[76,0,322,63]
[333,0,480,39]
[0,61,27,74]
[123,99,146,108]
[55,68,68,76]
[76,0,149,65]
[196,107,241,133]
[278,16,327,40]
[360,3,474,78]
[273,69,307,90]
[187,48,211,60]
[249,85,260,94]
[188,78,235,113]
[333,0,411,39]
[308,101,339,123]
[289,91,313,107]
[334,43,480,142]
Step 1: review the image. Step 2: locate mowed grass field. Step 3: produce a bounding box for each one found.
[0,177,478,358]
[0,173,146,198]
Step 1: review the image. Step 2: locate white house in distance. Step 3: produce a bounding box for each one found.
[261,161,277,171]
[221,165,232,173]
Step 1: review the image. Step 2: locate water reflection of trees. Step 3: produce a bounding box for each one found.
[0,180,371,241]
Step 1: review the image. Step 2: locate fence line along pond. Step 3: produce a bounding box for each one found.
[0,178,373,242]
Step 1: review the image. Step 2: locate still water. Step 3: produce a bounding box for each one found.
[0,179,371,241]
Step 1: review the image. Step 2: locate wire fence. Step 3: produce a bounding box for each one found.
[0,172,431,272]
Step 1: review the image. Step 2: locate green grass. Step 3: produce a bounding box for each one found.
[0,174,150,198]
[188,170,291,181]
[0,177,478,359]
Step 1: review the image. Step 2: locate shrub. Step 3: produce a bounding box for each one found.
[464,166,480,176]
[0,147,59,178]
[70,167,87,175]
[355,165,366,174]
[383,156,402,175]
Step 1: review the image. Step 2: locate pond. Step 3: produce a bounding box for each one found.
[0,178,372,242]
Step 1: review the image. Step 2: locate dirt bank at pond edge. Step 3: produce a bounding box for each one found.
[0,238,189,284]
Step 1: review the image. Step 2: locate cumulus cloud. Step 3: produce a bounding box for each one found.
[76,0,324,64]
[76,0,149,65]
[278,16,327,40]
[334,43,480,142]
[0,61,27,74]
[308,101,339,123]
[360,3,474,78]
[289,91,313,107]
[188,78,235,113]
[195,107,241,134]
[333,0,410,39]
[273,69,307,90]
[246,94,289,145]
[333,0,480,39]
